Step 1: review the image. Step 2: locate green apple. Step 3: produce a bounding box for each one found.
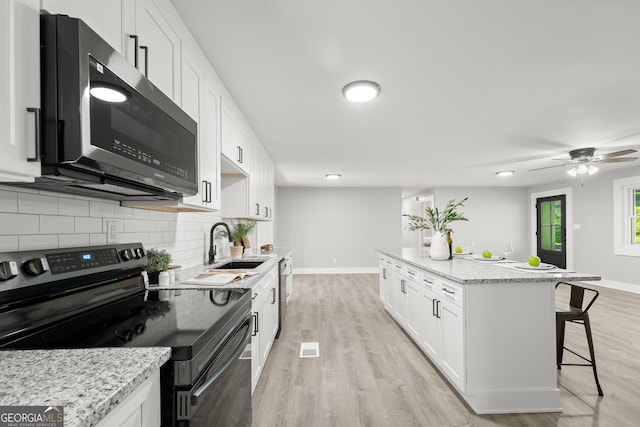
[455,246,463,254]
[482,250,492,258]
[528,256,541,267]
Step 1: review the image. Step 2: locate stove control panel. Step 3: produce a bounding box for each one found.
[0,243,146,285]
[47,248,121,274]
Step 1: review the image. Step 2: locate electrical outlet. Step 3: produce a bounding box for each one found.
[333,258,337,264]
[106,220,118,243]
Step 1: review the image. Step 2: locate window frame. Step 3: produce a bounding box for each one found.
[613,175,640,257]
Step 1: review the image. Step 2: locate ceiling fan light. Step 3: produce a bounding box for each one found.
[587,165,599,175]
[576,164,589,175]
[342,80,381,102]
[566,167,578,177]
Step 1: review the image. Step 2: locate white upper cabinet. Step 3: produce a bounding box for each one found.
[0,0,41,182]
[221,98,250,175]
[40,0,126,53]
[128,0,181,103]
[181,45,221,210]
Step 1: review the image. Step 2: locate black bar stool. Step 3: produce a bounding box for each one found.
[555,281,604,396]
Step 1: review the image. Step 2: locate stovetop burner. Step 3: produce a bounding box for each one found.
[42,321,108,343]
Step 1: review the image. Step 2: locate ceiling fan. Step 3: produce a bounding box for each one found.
[529,147,638,176]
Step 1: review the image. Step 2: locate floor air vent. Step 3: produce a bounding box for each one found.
[299,342,320,358]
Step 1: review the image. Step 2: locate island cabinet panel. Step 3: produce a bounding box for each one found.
[377,249,569,414]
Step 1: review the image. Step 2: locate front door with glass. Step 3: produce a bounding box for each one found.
[536,195,567,268]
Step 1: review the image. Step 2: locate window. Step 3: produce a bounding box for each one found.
[613,176,640,256]
[540,199,563,252]
[635,188,640,244]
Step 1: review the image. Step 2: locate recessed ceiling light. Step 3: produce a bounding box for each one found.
[325,174,342,180]
[342,80,381,102]
[496,170,514,177]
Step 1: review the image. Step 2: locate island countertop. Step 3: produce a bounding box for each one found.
[377,247,601,284]
[0,347,171,427]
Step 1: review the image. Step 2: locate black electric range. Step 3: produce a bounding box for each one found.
[0,243,252,426]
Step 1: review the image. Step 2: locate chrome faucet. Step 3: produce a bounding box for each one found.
[209,222,233,264]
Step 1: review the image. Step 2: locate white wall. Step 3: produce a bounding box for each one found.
[276,187,403,272]
[529,165,640,287]
[0,185,224,269]
[433,187,530,261]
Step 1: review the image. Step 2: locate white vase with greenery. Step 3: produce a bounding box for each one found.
[403,198,469,261]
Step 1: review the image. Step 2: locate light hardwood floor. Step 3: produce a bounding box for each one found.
[252,274,640,427]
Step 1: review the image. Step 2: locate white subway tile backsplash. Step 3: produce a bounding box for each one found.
[18,193,58,215]
[59,234,90,248]
[59,198,90,217]
[90,234,107,246]
[0,188,223,269]
[19,235,58,250]
[124,219,140,233]
[40,215,75,234]
[0,213,39,235]
[0,236,19,252]
[133,209,150,220]
[148,232,163,244]
[75,217,103,234]
[90,201,116,218]
[0,190,18,213]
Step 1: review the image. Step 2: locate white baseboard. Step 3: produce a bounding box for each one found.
[583,278,640,294]
[293,267,378,275]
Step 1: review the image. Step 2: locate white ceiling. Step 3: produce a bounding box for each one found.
[170,0,640,190]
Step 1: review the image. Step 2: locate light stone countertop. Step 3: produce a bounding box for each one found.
[150,249,293,291]
[378,247,601,284]
[0,347,171,427]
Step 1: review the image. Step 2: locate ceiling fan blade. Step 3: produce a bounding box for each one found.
[599,149,638,159]
[529,164,568,171]
[599,157,639,163]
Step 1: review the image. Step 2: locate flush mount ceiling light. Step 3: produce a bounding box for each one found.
[325,173,342,180]
[566,163,598,177]
[342,80,381,102]
[90,84,130,103]
[496,170,515,177]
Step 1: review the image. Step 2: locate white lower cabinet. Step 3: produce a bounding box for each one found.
[378,257,392,310]
[96,372,161,427]
[250,266,279,394]
[380,259,466,393]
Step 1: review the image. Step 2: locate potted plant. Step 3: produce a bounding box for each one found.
[403,197,469,260]
[230,221,256,259]
[145,248,172,284]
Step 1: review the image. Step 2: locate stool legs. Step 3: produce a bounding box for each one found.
[556,317,566,369]
[583,316,604,396]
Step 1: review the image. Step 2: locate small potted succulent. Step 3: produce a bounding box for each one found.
[145,248,172,284]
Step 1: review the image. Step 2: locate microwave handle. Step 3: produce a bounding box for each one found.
[129,35,139,68]
[26,108,40,162]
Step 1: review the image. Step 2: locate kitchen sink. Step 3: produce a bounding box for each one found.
[213,261,265,270]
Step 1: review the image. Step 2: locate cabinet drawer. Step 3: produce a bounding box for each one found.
[420,272,437,291]
[403,265,420,283]
[391,260,404,272]
[440,280,464,308]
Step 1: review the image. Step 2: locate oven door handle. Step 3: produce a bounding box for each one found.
[190,321,251,408]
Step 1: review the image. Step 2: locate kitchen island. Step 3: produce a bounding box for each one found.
[0,347,171,427]
[377,248,601,414]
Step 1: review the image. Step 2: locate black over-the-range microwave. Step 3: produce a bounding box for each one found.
[8,14,198,201]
